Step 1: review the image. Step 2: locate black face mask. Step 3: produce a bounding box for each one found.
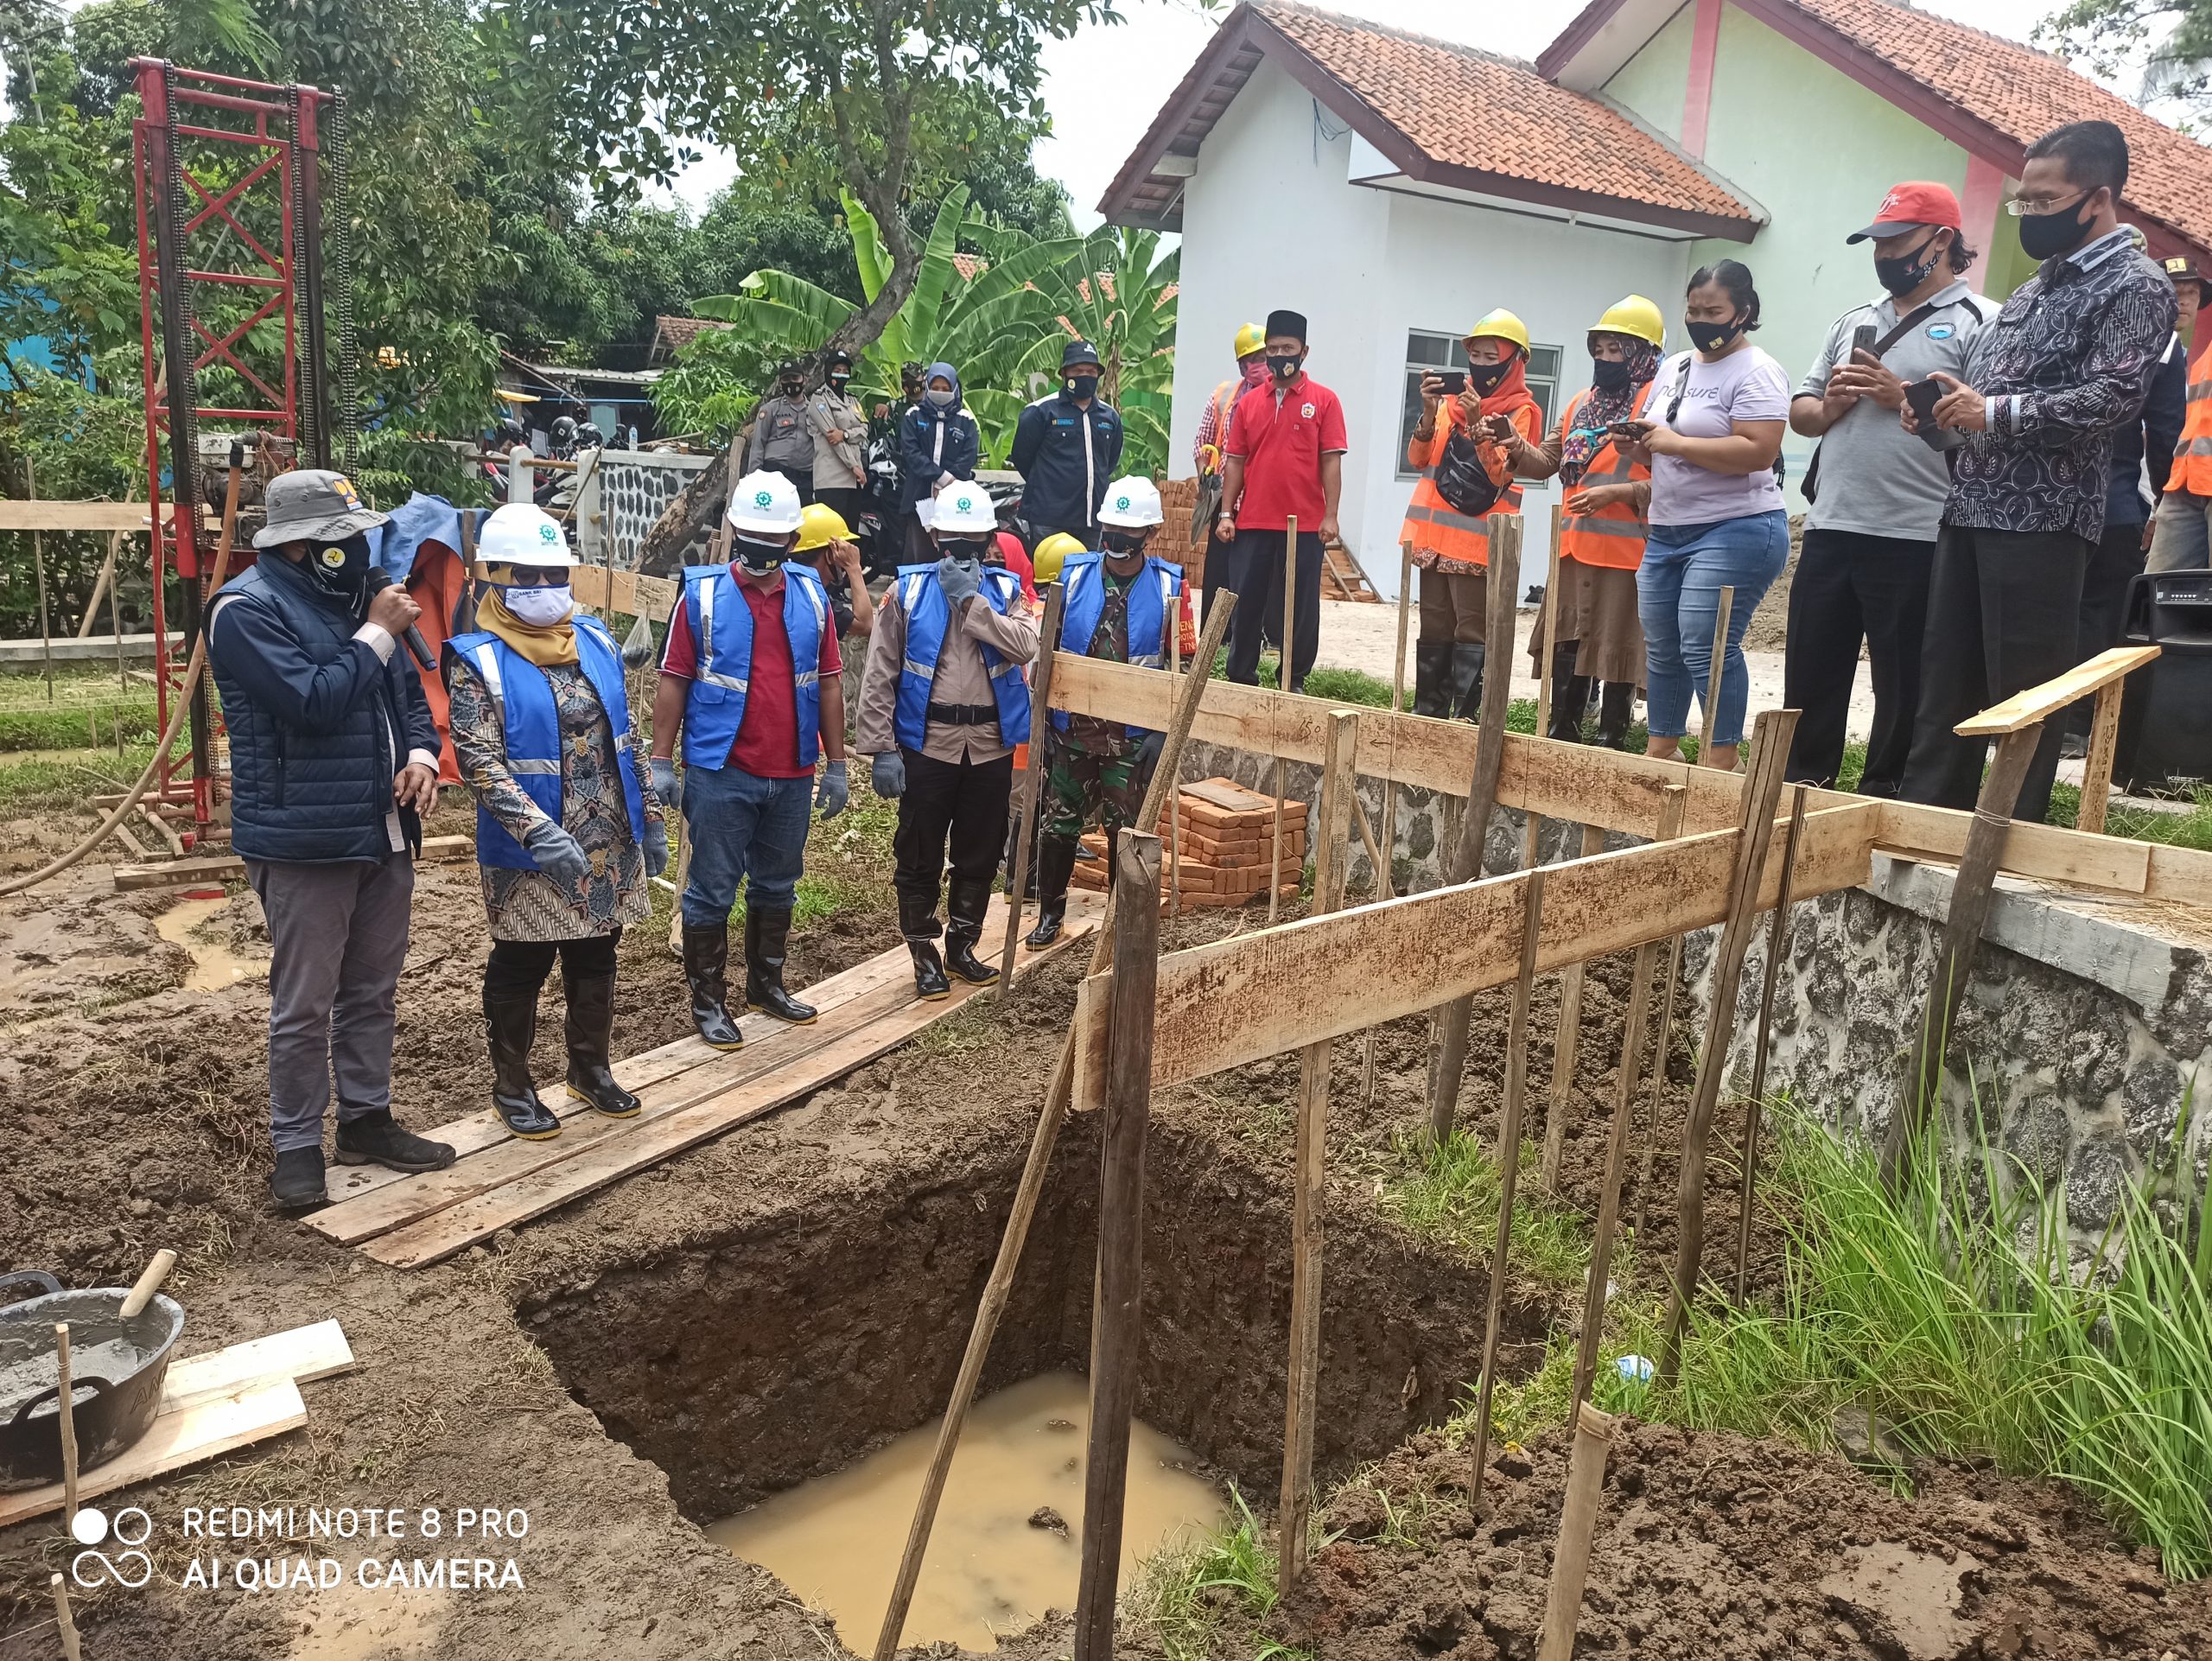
[1465,360,1511,397]
[2018,196,2095,262]
[1066,374,1098,400]
[829,372,851,390]
[1099,530,1151,558]
[779,379,804,397]
[1267,352,1303,381]
[1686,318,1744,354]
[307,533,372,599]
[936,536,991,561]
[1591,358,1632,392]
[732,534,786,577]
[1874,235,1943,297]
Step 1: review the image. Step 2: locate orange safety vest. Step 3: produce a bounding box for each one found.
[1198,379,1241,479]
[2170,335,2212,496]
[1559,384,1653,573]
[1399,401,1535,571]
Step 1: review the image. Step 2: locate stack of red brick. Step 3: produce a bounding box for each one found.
[1068,777,1306,907]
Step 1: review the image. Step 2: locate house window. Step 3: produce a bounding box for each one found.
[1395,331,1562,478]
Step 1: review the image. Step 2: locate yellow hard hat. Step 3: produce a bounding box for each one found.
[1033,532,1086,585]
[1592,294,1665,348]
[795,500,853,553]
[1233,321,1267,360]
[1465,309,1530,354]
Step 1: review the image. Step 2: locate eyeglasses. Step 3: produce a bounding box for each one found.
[2005,189,2089,217]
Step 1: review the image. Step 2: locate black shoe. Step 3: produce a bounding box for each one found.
[486,987,562,1140]
[564,968,641,1119]
[1448,643,1487,722]
[681,922,745,1051]
[270,1146,326,1211]
[909,941,951,1000]
[1026,837,1078,949]
[1548,643,1592,742]
[335,1111,458,1172]
[745,906,818,1025]
[1411,642,1453,718]
[1596,681,1634,751]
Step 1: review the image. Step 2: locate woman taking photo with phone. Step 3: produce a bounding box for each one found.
[1497,295,1665,749]
[1621,260,1790,772]
[1399,309,1545,719]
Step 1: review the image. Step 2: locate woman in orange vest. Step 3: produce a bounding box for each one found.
[1500,296,1664,748]
[1401,310,1544,718]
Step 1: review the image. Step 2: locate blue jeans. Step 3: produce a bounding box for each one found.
[680,763,813,927]
[1637,511,1788,748]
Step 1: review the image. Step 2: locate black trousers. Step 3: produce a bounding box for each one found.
[893,748,1014,936]
[484,932,620,999]
[2065,516,2147,733]
[813,485,866,529]
[1217,529,1323,688]
[1898,525,2088,824]
[1025,519,1090,553]
[1782,528,1934,798]
[760,463,813,506]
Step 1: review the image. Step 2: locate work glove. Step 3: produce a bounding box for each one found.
[522,818,591,884]
[817,758,850,820]
[871,751,906,800]
[936,556,982,608]
[1133,729,1166,780]
[649,754,679,805]
[643,820,670,878]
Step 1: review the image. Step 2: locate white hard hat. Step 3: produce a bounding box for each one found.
[932,482,998,535]
[1096,476,1163,529]
[727,468,804,536]
[477,503,573,570]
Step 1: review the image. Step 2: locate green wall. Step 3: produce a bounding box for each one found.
[1605,1,1692,143]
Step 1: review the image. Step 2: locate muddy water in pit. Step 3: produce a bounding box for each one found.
[154,893,265,990]
[705,1371,1224,1652]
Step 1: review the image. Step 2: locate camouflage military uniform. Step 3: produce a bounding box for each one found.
[1040,570,1158,843]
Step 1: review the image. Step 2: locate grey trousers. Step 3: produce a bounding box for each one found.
[244,853,415,1153]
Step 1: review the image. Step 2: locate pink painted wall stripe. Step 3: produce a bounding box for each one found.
[1961,154,2005,292]
[1682,0,1723,159]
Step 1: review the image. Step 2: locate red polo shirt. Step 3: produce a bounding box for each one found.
[660,566,841,779]
[1224,372,1348,531]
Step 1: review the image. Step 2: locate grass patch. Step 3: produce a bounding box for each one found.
[1370,1126,1591,1289]
[1130,1486,1292,1661]
[0,741,161,813]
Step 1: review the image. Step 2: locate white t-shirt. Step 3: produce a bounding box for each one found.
[1646,345,1791,526]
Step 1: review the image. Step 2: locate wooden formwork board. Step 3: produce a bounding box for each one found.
[1046,655,2212,903]
[1067,803,1880,1111]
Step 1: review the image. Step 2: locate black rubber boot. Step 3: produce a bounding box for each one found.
[484,990,562,1141]
[337,1109,461,1169]
[680,921,745,1051]
[745,907,818,1025]
[1411,642,1453,717]
[900,894,951,1000]
[270,1145,326,1211]
[1596,681,1635,750]
[1548,642,1592,742]
[1448,643,1487,722]
[944,878,1000,985]
[564,969,641,1119]
[1025,837,1078,949]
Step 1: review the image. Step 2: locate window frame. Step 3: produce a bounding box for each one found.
[1395,330,1563,480]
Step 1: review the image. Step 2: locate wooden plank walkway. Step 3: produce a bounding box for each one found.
[310,893,1105,1269]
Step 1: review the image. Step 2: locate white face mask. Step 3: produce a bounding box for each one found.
[504,583,574,627]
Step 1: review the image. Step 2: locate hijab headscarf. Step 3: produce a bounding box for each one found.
[1559,335,1662,484]
[475,572,578,668]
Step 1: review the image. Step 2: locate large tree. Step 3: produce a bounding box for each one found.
[2041,0,2212,105]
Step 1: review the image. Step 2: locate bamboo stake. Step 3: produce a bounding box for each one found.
[1360,550,1408,1111]
[1658,708,1799,1385]
[1269,516,1298,923]
[1522,506,1564,869]
[997,582,1067,995]
[1427,515,1522,1146]
[1631,784,1693,1243]
[1071,832,1163,1661]
[51,1574,83,1661]
[873,589,1239,1661]
[1536,1403,1618,1661]
[54,1324,78,1531]
[1466,867,1546,1500]
[1733,784,1808,1304]
[24,458,56,702]
[1569,790,1684,1408]
[111,531,128,689]
[79,531,119,639]
[1540,823,1607,1193]
[1277,709,1359,1598]
[1696,585,1735,766]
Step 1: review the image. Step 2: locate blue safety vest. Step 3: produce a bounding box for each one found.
[449,615,645,872]
[893,563,1031,752]
[677,562,830,773]
[1052,553,1183,735]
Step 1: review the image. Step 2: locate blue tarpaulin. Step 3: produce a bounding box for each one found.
[364,493,487,583]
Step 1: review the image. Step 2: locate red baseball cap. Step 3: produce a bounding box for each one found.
[1846,181,1964,244]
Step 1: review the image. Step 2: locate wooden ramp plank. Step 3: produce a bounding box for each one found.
[1954,646,2160,736]
[162,1321,353,1411]
[0,1379,306,1530]
[358,896,1103,1269]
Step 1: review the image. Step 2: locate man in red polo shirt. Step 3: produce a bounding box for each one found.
[1214,308,1348,690]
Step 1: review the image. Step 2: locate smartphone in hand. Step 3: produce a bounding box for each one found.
[1435,369,1467,397]
[1851,322,1879,360]
[1608,420,1651,441]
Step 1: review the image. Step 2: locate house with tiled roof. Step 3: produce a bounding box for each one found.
[1104,0,2212,578]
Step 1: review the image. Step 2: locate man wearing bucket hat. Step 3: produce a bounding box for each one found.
[1024,477,1195,948]
[652,470,849,1047]
[207,468,456,1210]
[857,480,1038,997]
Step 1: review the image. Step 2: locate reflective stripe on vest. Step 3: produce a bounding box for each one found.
[1559,385,1652,573]
[1399,405,1525,567]
[679,563,829,773]
[893,564,1031,752]
[1052,554,1182,734]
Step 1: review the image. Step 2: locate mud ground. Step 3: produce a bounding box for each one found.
[0,791,2204,1661]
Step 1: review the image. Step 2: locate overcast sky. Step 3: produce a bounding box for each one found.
[663,0,2088,226]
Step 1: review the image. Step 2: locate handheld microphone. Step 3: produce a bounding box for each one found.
[365,569,437,671]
